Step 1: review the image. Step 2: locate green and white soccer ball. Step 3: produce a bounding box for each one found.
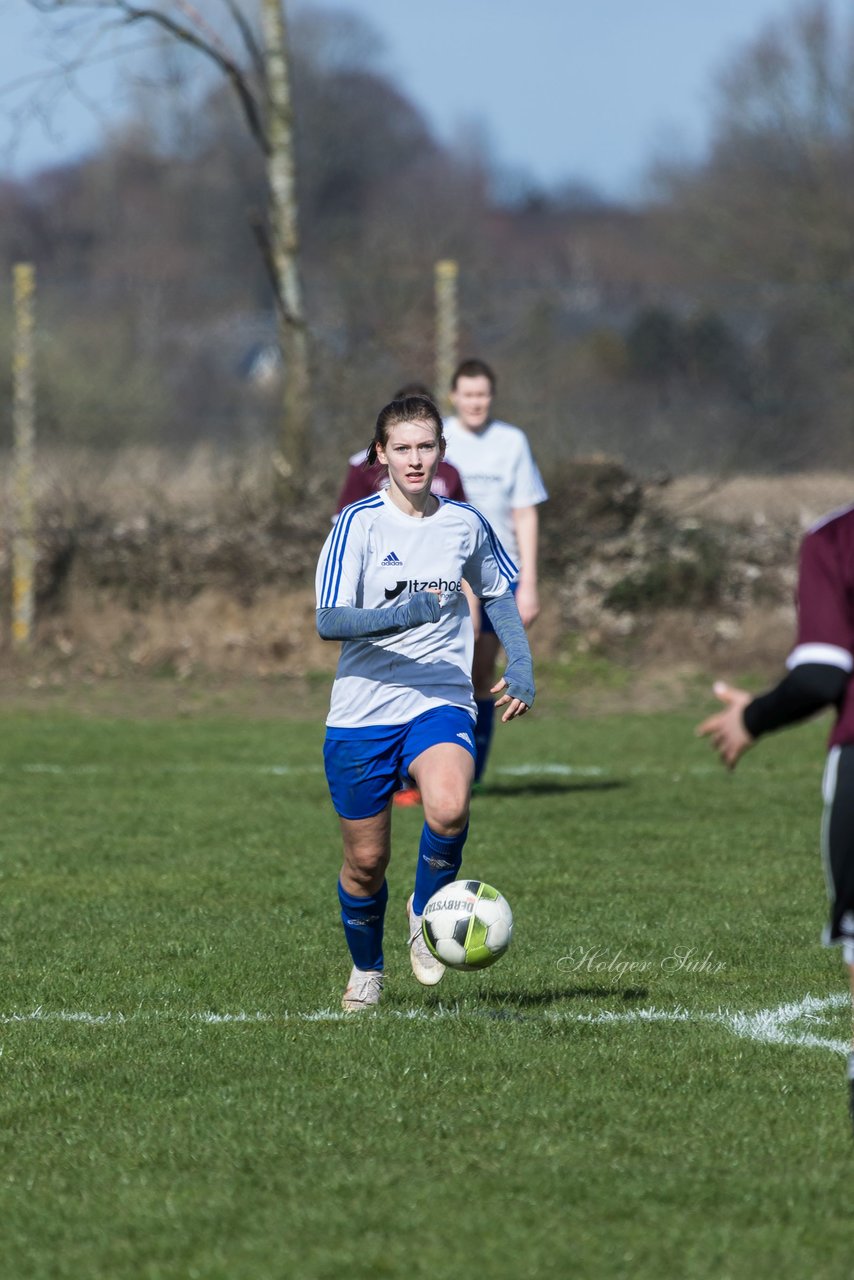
[422,880,513,971]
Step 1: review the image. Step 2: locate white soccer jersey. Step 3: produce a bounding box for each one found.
[442,416,548,568]
[316,490,516,728]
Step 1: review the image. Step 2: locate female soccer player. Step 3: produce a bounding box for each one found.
[316,394,535,1011]
[334,383,467,515]
[333,383,468,811]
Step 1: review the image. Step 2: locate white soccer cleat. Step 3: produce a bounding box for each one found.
[341,966,384,1012]
[407,894,446,987]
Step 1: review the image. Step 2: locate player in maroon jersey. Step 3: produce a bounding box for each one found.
[697,503,854,1132]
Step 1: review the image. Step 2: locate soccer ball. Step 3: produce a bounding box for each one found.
[422,880,513,971]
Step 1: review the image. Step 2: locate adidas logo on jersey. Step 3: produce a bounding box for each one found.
[381,551,403,566]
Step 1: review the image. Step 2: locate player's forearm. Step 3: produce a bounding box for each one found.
[460,579,479,611]
[743,663,848,738]
[512,506,539,585]
[316,593,440,641]
[482,591,535,706]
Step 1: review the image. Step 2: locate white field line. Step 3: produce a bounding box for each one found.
[0,993,848,1053]
[1,761,750,779]
[495,764,604,777]
[9,763,325,776]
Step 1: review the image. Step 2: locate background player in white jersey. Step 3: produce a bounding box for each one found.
[316,394,535,1011]
[442,359,548,786]
[697,502,854,1133]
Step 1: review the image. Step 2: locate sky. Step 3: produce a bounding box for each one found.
[0,0,848,200]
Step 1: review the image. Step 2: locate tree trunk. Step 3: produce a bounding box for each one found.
[262,0,311,499]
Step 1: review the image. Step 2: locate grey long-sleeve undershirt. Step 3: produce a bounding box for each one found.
[316,588,535,706]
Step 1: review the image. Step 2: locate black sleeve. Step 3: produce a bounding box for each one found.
[743,663,848,739]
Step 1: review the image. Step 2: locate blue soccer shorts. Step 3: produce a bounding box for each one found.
[323,705,477,820]
[480,580,518,637]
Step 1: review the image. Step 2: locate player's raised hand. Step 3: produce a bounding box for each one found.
[696,681,754,770]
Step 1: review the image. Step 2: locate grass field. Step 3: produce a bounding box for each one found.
[0,683,851,1279]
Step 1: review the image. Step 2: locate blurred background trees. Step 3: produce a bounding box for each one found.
[2,0,853,486]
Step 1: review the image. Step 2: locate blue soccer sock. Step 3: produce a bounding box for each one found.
[412,823,468,915]
[474,698,495,783]
[338,879,388,971]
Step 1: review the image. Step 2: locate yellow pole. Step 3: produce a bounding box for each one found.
[12,263,36,649]
[434,259,459,412]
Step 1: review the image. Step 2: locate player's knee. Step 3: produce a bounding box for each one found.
[344,850,388,893]
[424,800,469,838]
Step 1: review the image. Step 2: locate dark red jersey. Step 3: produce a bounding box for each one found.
[788,503,854,748]
[335,449,467,513]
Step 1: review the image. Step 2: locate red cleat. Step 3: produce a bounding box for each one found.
[393,786,422,807]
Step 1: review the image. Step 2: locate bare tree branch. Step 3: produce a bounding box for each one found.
[117,1,269,154]
[0,38,154,99]
[2,13,152,169]
[172,1,232,64]
[222,0,266,83]
[22,0,311,492]
[249,208,294,327]
[26,0,269,154]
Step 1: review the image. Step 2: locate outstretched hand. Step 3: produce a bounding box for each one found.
[492,678,530,723]
[696,681,754,770]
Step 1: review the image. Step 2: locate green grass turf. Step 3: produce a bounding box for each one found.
[0,696,851,1279]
